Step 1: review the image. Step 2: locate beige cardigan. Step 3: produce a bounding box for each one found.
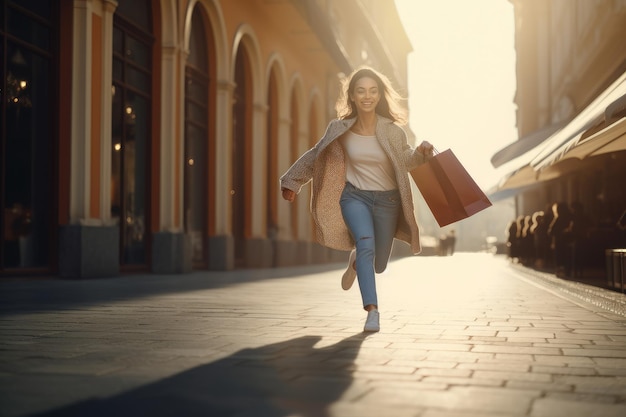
[280,115,430,254]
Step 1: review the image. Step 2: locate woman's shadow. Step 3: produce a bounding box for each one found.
[33,332,371,417]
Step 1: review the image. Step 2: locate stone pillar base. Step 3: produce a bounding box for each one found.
[311,243,329,264]
[207,235,234,270]
[152,232,192,274]
[59,224,119,278]
[245,238,273,268]
[296,241,313,265]
[274,240,299,267]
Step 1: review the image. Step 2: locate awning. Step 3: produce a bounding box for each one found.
[486,181,540,202]
[490,121,564,168]
[496,164,537,190]
[531,73,626,170]
[556,117,626,161]
[492,71,626,193]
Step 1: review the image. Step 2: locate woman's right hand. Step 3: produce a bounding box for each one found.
[282,188,296,202]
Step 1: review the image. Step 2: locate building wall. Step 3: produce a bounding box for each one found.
[0,0,412,277]
[513,0,626,136]
[507,0,626,267]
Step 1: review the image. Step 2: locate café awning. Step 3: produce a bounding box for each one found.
[490,122,564,169]
[531,73,626,171]
[556,116,626,161]
[492,71,626,193]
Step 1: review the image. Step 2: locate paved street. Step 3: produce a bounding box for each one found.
[1,253,626,417]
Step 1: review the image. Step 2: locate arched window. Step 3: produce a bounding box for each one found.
[266,70,279,246]
[184,8,209,267]
[232,47,252,267]
[111,0,153,266]
[289,89,300,239]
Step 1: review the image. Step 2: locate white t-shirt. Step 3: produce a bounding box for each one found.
[341,131,397,191]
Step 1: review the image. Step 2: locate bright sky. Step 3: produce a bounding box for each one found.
[394,0,518,190]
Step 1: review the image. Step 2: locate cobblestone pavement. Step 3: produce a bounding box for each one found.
[1,253,626,417]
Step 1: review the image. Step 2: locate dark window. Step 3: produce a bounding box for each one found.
[266,71,278,253]
[184,8,209,266]
[112,0,153,266]
[1,0,56,271]
[232,48,250,266]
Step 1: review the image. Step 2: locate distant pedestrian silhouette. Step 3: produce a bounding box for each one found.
[548,202,574,277]
[531,210,549,270]
[438,230,456,256]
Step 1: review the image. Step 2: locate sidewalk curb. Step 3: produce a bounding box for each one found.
[510,263,626,318]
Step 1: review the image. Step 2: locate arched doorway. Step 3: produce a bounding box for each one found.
[184,7,214,268]
[289,89,300,242]
[266,70,279,265]
[0,0,58,274]
[232,47,252,267]
[111,0,154,267]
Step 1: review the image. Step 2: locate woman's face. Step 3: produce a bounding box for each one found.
[350,76,380,115]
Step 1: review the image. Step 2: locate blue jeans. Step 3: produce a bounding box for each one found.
[339,182,401,308]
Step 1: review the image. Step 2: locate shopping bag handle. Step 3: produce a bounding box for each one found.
[419,143,439,156]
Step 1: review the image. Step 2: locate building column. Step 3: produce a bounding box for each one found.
[295,127,314,264]
[152,43,192,274]
[241,102,273,268]
[59,0,119,279]
[274,115,299,266]
[207,79,236,270]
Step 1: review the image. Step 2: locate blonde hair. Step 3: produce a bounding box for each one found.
[335,66,407,124]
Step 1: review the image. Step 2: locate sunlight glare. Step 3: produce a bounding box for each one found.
[394,0,518,190]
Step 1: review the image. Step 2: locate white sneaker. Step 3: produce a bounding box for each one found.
[341,250,357,290]
[364,309,380,332]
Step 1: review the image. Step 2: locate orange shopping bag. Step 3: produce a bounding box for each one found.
[410,149,492,227]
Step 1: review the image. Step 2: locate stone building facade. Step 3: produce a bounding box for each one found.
[0,0,412,277]
[492,0,626,270]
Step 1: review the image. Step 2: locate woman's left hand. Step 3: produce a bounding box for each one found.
[417,140,434,156]
[282,188,296,202]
